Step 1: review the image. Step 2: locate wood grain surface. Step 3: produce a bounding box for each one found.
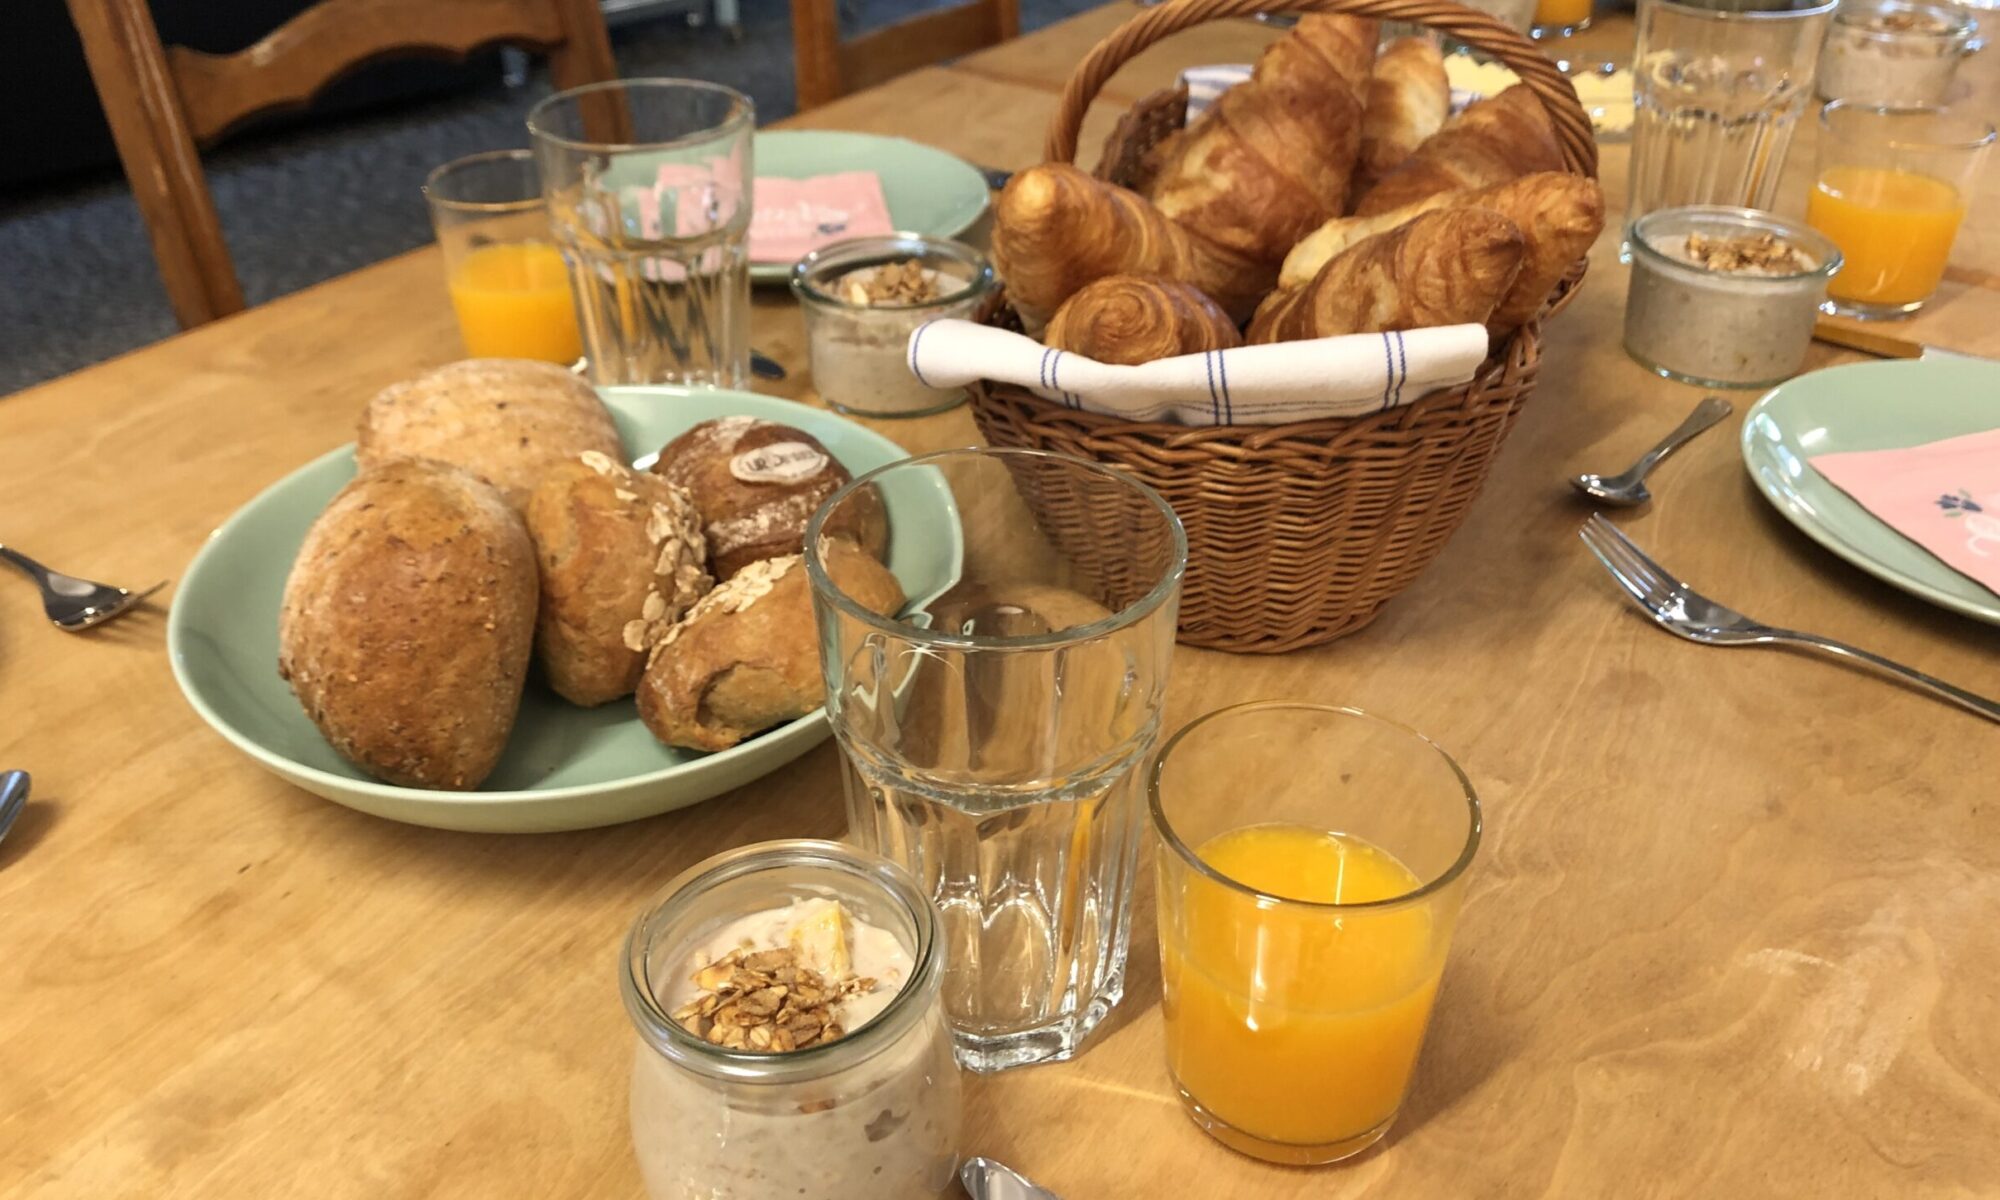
[4,11,2000,1198]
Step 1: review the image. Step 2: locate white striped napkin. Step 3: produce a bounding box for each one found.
[907,319,1491,426]
[1183,64,1477,120]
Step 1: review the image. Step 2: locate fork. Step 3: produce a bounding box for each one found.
[1579,514,2000,723]
[0,545,166,632]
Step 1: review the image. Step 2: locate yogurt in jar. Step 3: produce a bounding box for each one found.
[1817,1,1976,109]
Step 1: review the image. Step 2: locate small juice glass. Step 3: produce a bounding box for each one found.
[1150,702,1481,1165]
[1807,102,1995,320]
[1534,0,1592,38]
[423,149,584,364]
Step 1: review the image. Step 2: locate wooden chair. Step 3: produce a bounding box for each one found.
[65,0,619,329]
[790,0,1019,111]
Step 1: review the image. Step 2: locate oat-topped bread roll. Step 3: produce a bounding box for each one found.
[524,452,711,707]
[637,543,904,752]
[356,358,624,510]
[278,459,537,790]
[650,417,888,581]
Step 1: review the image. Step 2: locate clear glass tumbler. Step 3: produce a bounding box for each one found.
[1628,0,1838,230]
[1151,703,1481,1165]
[1807,102,1995,319]
[423,149,583,366]
[806,448,1187,1072]
[528,79,754,388]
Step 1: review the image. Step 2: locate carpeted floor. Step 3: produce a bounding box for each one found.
[0,0,1100,394]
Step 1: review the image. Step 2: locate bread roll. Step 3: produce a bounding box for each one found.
[356,359,624,510]
[650,417,887,581]
[1247,208,1525,342]
[1351,85,1566,217]
[636,545,905,752]
[278,459,537,790]
[1043,276,1242,365]
[1356,37,1451,195]
[523,452,711,707]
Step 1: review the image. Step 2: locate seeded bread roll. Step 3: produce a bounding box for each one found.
[649,417,888,580]
[524,452,712,707]
[356,358,624,510]
[636,543,904,752]
[278,459,537,790]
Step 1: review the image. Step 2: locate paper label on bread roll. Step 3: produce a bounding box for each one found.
[730,442,829,486]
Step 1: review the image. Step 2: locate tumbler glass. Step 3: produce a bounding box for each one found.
[528,79,754,388]
[1807,102,1995,319]
[1628,0,1838,230]
[1152,703,1481,1165]
[806,448,1187,1072]
[423,149,583,365]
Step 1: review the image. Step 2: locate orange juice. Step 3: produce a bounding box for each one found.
[1160,823,1443,1150]
[1807,165,1965,309]
[446,241,584,363]
[1535,0,1592,29]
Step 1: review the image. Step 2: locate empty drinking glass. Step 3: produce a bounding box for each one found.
[528,80,754,388]
[1628,0,1838,230]
[805,448,1186,1072]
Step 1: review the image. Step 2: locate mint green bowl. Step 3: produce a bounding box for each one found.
[168,388,956,833]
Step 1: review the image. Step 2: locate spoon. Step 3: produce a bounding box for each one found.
[1571,395,1733,507]
[0,771,28,852]
[0,546,166,631]
[961,1157,1060,1200]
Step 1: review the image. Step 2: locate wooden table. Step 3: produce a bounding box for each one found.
[5,9,1998,1197]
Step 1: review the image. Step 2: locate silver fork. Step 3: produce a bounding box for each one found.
[1579,514,2000,723]
[0,545,166,632]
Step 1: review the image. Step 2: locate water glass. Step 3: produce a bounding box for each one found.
[528,80,754,388]
[423,150,582,365]
[1151,703,1481,1165]
[1628,0,1838,230]
[1807,102,1995,319]
[805,448,1187,1072]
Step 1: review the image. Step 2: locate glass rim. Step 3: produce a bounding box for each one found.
[1628,205,1844,283]
[790,233,996,312]
[1818,100,1999,152]
[421,148,542,214]
[621,839,939,1081]
[526,77,755,154]
[1149,702,1483,913]
[803,447,1189,651]
[1832,0,1977,37]
[1643,0,1839,20]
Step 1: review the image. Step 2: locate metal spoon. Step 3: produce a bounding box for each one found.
[0,546,166,631]
[0,771,28,851]
[1571,395,1733,507]
[961,1157,1060,1199]
[750,349,788,382]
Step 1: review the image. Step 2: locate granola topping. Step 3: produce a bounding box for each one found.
[838,260,945,307]
[1679,231,1815,275]
[671,945,877,1052]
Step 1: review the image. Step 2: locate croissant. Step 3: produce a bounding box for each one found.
[1247,208,1526,343]
[1351,85,1566,217]
[1043,275,1242,365]
[991,164,1269,326]
[1145,14,1379,264]
[1280,172,1606,331]
[1355,38,1451,197]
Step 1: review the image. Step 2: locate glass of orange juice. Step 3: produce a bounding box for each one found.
[424,150,584,365]
[1806,102,1995,320]
[1533,0,1591,37]
[1150,702,1480,1165]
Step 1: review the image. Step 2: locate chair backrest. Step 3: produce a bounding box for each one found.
[790,0,1019,111]
[65,0,619,329]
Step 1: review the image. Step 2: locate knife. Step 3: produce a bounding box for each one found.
[1812,320,1988,362]
[0,770,29,853]
[961,1156,1061,1199]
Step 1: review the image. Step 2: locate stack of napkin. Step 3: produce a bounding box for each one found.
[1811,428,2000,597]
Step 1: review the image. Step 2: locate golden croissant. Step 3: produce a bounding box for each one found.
[1248,208,1526,343]
[1355,37,1451,197]
[1351,84,1566,217]
[1044,275,1242,365]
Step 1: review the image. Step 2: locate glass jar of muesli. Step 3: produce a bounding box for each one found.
[622,839,961,1200]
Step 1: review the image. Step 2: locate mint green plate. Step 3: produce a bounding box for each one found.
[750,131,990,282]
[1741,357,2000,626]
[168,389,954,833]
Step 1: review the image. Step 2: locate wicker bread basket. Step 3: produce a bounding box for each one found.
[969,0,1599,654]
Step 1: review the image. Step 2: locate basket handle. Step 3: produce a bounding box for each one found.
[1043,0,1599,180]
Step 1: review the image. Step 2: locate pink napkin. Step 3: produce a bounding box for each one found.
[749,172,894,264]
[1810,427,2000,597]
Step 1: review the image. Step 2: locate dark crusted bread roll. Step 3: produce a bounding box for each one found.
[278,459,537,790]
[650,417,887,581]
[523,452,711,707]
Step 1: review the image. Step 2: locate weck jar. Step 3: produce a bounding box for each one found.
[621,839,961,1200]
